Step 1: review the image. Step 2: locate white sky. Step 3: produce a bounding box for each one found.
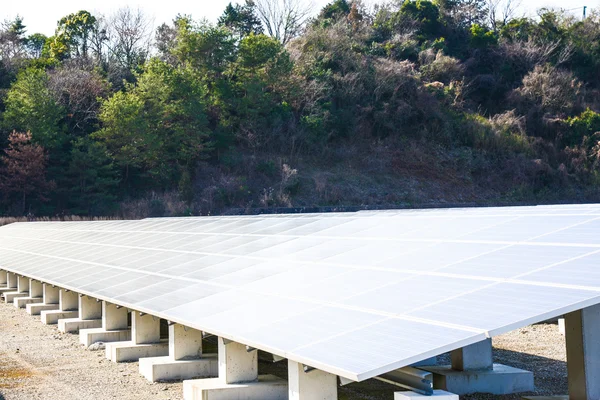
[0,0,595,37]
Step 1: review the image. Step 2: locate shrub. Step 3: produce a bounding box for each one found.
[563,109,600,147]
[419,50,464,83]
[514,65,581,116]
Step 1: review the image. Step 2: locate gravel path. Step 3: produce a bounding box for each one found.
[0,299,568,400]
[0,302,182,400]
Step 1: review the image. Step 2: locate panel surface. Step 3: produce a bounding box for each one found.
[2,204,600,381]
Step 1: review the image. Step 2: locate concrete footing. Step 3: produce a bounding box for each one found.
[558,318,565,336]
[106,340,169,363]
[4,291,30,303]
[106,312,167,362]
[140,354,219,382]
[565,304,600,399]
[43,289,79,325]
[140,324,217,382]
[288,360,338,400]
[80,328,131,347]
[6,275,29,302]
[27,303,59,316]
[395,390,459,399]
[14,296,43,308]
[29,284,59,315]
[80,301,130,347]
[0,286,16,295]
[420,364,534,395]
[183,374,287,400]
[59,318,102,333]
[4,275,29,303]
[58,295,103,333]
[42,310,79,325]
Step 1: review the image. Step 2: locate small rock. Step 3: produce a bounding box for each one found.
[88,342,106,351]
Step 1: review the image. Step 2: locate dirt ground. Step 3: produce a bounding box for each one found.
[0,299,568,400]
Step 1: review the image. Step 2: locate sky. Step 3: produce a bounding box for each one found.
[0,0,595,37]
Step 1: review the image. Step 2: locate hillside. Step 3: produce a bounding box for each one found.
[1,1,600,217]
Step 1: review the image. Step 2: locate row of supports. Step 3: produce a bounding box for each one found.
[0,270,338,399]
[3,269,599,399]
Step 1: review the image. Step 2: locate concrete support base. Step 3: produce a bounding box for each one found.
[558,318,565,336]
[26,303,58,316]
[288,360,338,400]
[105,340,169,363]
[79,328,131,347]
[565,304,600,399]
[14,296,43,308]
[58,318,102,333]
[41,310,78,325]
[395,390,459,400]
[420,364,534,395]
[0,287,16,294]
[3,291,29,303]
[27,302,58,315]
[139,354,218,382]
[183,374,287,400]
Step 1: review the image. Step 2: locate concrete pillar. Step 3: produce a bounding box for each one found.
[79,296,101,320]
[29,280,43,298]
[565,304,600,400]
[43,284,59,304]
[218,338,258,384]
[4,275,30,303]
[102,302,128,330]
[170,324,203,360]
[59,290,78,311]
[559,317,566,336]
[7,273,17,288]
[17,276,29,293]
[0,271,6,285]
[133,313,160,344]
[288,360,337,400]
[451,338,493,371]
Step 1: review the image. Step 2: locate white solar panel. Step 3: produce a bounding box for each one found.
[1,204,600,381]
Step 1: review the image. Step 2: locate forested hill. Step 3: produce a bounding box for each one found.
[0,0,599,218]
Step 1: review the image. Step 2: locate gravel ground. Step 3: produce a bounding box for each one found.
[0,299,568,400]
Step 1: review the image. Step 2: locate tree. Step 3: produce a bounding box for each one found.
[26,33,47,58]
[0,132,55,214]
[255,0,312,44]
[0,16,28,71]
[173,22,237,79]
[51,10,97,60]
[317,0,351,23]
[439,0,488,28]
[107,7,152,70]
[47,65,110,135]
[400,0,442,38]
[486,0,521,32]
[95,59,212,187]
[65,138,119,214]
[219,1,264,38]
[3,68,65,149]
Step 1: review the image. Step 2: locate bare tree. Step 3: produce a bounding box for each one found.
[107,7,153,70]
[255,0,313,45]
[47,64,110,134]
[89,15,109,66]
[487,0,522,31]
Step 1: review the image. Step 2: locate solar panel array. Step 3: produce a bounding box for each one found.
[1,204,600,381]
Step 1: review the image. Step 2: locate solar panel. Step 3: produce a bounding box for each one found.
[1,204,600,381]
